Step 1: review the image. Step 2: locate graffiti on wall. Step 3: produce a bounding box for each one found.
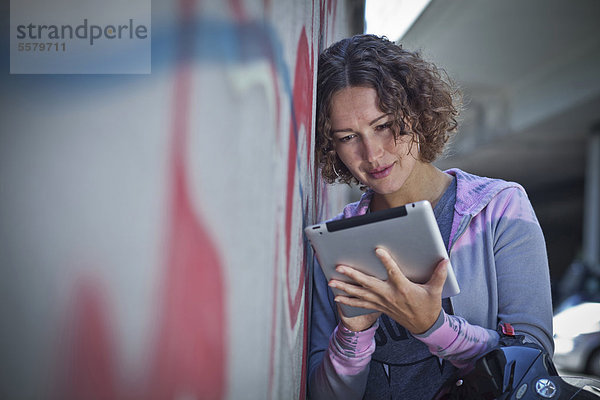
[0,0,351,399]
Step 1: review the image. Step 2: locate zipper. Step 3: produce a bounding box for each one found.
[446,213,473,315]
[448,214,473,255]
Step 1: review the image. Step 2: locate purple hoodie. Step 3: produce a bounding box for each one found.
[308,169,553,399]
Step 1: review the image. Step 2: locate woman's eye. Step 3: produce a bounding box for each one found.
[338,134,356,143]
[375,122,392,131]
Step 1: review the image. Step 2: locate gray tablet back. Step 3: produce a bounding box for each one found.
[305,200,460,317]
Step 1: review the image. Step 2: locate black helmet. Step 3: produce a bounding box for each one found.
[432,344,600,399]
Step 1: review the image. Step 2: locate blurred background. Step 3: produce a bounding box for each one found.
[1,1,599,399]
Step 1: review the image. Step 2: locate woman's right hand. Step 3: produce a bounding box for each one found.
[338,305,381,332]
[329,250,447,335]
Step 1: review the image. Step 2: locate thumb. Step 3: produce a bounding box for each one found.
[427,259,448,290]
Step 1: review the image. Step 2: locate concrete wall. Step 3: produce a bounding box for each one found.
[0,1,362,399]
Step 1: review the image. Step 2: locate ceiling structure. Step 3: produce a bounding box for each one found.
[399,0,600,280]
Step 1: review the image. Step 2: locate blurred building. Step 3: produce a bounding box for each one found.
[396,0,600,292]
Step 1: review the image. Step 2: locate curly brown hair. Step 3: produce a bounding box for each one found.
[316,34,461,185]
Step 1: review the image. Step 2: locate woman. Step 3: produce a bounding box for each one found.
[308,34,553,399]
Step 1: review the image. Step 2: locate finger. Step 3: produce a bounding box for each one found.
[329,279,380,303]
[426,259,448,291]
[374,247,411,284]
[335,264,382,289]
[334,294,383,313]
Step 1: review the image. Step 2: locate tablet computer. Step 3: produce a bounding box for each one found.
[305,200,460,317]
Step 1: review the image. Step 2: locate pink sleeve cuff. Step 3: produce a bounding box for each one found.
[414,310,459,351]
[328,321,378,375]
[414,311,499,368]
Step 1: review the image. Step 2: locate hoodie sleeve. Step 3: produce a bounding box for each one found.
[309,321,378,399]
[414,183,554,367]
[308,256,377,399]
[491,187,554,354]
[413,310,499,369]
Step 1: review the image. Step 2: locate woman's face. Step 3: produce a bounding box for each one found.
[330,86,420,196]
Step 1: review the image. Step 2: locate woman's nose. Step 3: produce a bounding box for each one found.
[362,136,384,163]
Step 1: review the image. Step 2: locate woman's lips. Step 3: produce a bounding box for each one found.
[368,164,394,179]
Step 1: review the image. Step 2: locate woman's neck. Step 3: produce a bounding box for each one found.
[370,163,452,211]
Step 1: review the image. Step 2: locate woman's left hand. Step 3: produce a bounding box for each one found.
[328,247,448,335]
